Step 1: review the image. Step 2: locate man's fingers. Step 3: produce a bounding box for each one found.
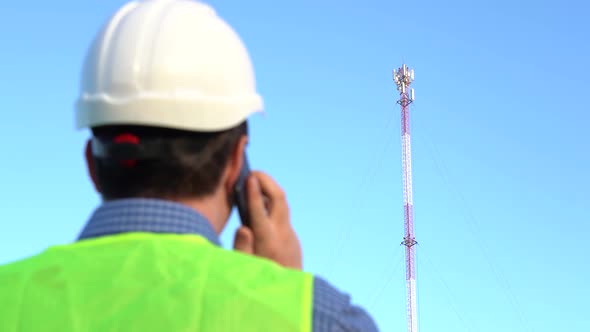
[247,175,272,235]
[233,226,254,254]
[239,171,302,269]
[252,172,289,221]
[253,172,285,200]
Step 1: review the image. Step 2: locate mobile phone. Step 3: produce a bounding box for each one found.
[233,153,251,227]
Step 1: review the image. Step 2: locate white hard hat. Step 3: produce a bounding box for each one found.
[75,0,263,132]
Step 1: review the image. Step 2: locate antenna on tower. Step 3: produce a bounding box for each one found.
[393,64,418,332]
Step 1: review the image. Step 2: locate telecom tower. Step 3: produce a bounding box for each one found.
[393,64,418,332]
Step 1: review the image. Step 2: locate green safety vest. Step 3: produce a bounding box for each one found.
[0,233,313,332]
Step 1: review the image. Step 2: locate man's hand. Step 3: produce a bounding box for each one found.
[233,171,303,270]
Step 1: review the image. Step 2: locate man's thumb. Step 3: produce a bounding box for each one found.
[233,226,254,254]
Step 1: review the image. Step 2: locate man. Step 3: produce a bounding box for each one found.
[0,0,379,331]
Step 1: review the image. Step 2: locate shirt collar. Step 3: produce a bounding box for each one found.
[78,198,221,246]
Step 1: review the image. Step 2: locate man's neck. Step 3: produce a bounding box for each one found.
[175,194,229,235]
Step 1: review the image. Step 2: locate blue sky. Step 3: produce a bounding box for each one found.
[1,0,588,331]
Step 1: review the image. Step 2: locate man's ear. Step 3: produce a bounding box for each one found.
[85,139,102,193]
[224,135,248,194]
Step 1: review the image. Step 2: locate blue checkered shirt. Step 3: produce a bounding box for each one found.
[78,199,379,332]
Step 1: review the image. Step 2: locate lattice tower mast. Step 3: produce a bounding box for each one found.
[393,64,418,332]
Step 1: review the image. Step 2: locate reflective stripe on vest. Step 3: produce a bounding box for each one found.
[0,233,313,332]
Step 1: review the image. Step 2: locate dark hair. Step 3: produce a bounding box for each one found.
[91,122,248,200]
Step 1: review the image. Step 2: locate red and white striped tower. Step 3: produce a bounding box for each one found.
[393,64,418,332]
